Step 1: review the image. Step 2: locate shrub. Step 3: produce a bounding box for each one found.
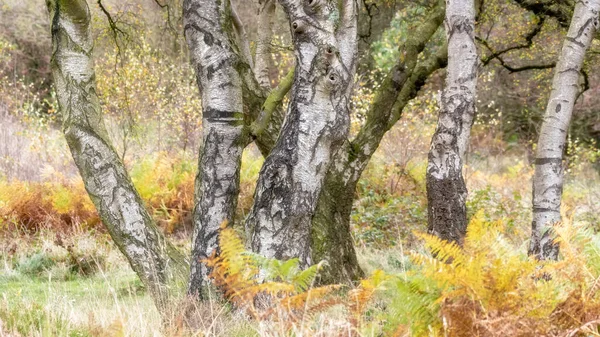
[204,222,343,329]
[16,252,56,277]
[376,212,600,336]
[0,179,100,233]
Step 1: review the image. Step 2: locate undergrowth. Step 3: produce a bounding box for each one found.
[0,149,263,235]
[200,213,600,337]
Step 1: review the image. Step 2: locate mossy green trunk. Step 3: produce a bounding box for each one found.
[246,0,359,267]
[311,2,447,283]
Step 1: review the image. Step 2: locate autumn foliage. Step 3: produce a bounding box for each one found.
[204,213,600,337]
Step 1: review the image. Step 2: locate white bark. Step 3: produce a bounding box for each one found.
[246,0,358,266]
[426,0,477,243]
[47,0,186,311]
[446,0,478,160]
[184,0,246,297]
[530,0,600,260]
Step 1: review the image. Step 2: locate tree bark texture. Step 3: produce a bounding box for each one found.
[426,0,477,244]
[312,1,447,284]
[254,0,277,90]
[530,0,600,260]
[47,0,187,311]
[183,0,248,298]
[245,0,358,267]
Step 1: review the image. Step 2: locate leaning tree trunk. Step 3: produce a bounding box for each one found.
[183,0,249,298]
[312,1,447,284]
[47,0,186,311]
[529,0,600,260]
[245,0,358,266]
[426,0,477,244]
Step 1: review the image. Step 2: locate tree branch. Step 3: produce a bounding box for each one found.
[476,33,556,73]
[337,0,360,70]
[577,68,590,101]
[250,67,295,138]
[97,0,127,58]
[512,0,573,28]
[479,16,546,66]
[152,0,180,41]
[350,0,445,163]
[254,0,276,89]
[231,2,254,69]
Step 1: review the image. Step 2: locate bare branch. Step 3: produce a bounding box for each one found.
[250,67,295,138]
[512,0,573,28]
[479,16,546,66]
[476,29,556,73]
[577,68,590,101]
[152,0,180,40]
[97,0,127,58]
[358,1,378,41]
[337,0,359,69]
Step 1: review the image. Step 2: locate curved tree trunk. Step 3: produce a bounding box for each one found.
[425,0,477,244]
[245,0,358,266]
[530,0,600,260]
[312,2,447,284]
[183,0,249,298]
[47,0,187,311]
[313,50,449,284]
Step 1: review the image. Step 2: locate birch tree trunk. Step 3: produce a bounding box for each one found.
[47,0,187,311]
[426,0,478,244]
[183,0,248,298]
[245,0,358,266]
[254,0,276,90]
[530,0,600,260]
[312,1,447,284]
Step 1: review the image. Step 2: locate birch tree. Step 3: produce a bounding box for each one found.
[48,1,569,312]
[245,0,359,267]
[183,0,249,298]
[530,0,600,260]
[426,0,478,244]
[46,0,187,310]
[312,0,447,283]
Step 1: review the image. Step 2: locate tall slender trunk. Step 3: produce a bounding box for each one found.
[183,0,248,298]
[426,0,477,244]
[47,0,187,311]
[530,0,600,260]
[245,0,358,266]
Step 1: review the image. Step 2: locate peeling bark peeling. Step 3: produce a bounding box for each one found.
[183,0,246,298]
[246,0,358,267]
[426,0,477,244]
[47,0,186,311]
[530,0,600,260]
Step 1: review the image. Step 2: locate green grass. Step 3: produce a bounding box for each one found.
[0,271,159,336]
